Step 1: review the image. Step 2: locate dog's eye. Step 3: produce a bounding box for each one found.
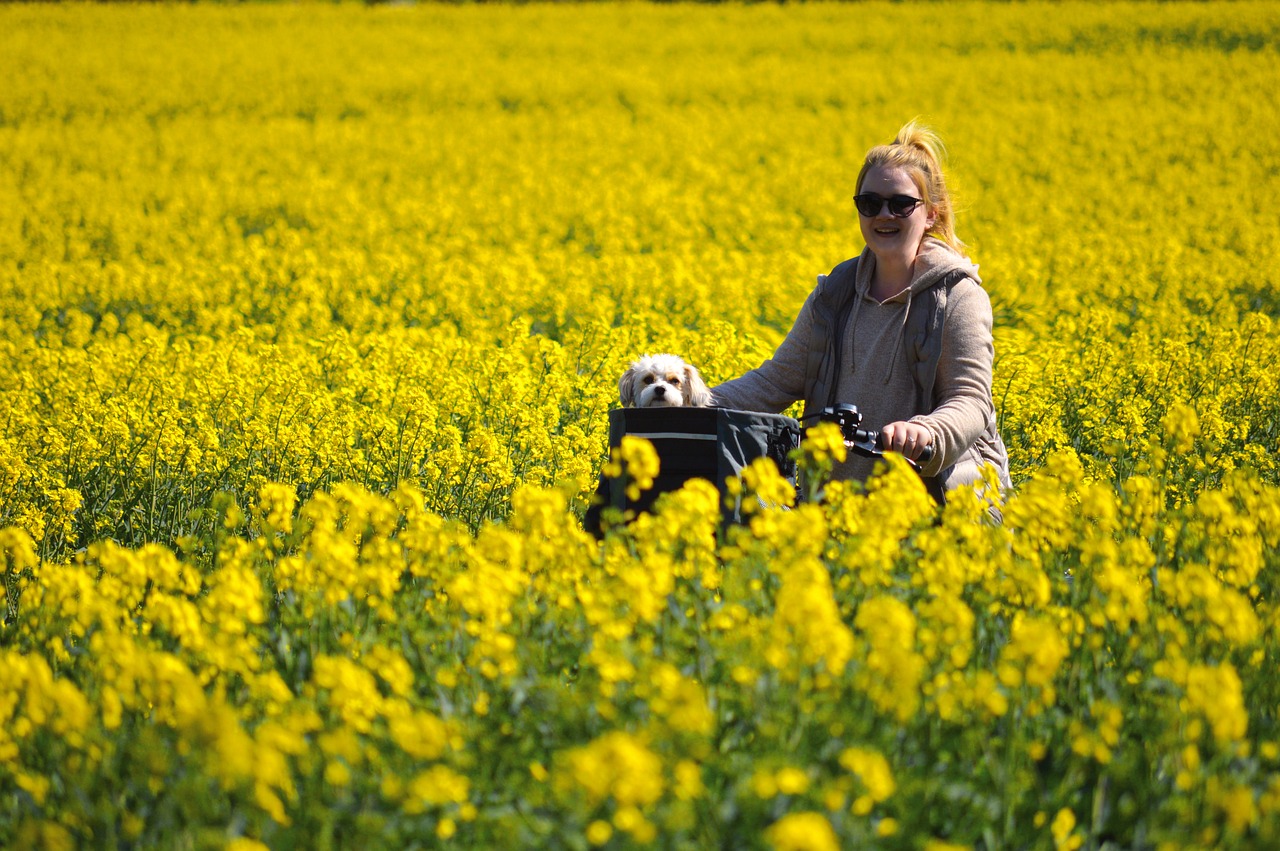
[667,375,681,385]
[643,375,655,385]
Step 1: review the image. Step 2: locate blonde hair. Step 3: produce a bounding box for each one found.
[856,119,966,257]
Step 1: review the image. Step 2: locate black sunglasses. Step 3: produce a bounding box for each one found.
[853,193,923,218]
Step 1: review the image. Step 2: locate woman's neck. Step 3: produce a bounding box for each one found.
[869,252,915,302]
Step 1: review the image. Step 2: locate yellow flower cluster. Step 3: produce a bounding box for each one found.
[3,2,1280,848]
[557,731,664,842]
[602,435,661,503]
[838,747,897,816]
[765,811,841,851]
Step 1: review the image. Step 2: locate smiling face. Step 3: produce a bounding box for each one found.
[857,165,937,264]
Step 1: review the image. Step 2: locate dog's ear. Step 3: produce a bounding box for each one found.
[619,363,639,406]
[683,363,713,407]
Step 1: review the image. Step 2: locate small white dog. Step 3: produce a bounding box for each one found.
[619,353,713,408]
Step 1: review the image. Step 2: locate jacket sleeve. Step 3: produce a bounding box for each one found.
[912,281,996,477]
[711,288,817,414]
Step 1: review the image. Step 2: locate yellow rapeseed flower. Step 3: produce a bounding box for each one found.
[765,812,840,851]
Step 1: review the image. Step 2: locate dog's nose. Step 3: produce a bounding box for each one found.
[654,386,666,397]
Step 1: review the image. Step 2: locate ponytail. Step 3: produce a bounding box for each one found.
[856,119,967,257]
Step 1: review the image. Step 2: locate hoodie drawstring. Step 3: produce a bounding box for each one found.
[884,287,912,385]
[845,288,866,377]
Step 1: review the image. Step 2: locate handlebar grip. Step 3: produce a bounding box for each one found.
[869,430,935,465]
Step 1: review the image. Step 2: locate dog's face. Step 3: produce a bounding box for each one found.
[619,354,713,409]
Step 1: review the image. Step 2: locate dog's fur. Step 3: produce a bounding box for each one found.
[619,354,713,409]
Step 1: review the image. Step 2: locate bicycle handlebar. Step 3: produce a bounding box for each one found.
[803,404,935,470]
[846,427,935,466]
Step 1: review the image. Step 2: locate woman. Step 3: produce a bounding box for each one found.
[712,120,1010,501]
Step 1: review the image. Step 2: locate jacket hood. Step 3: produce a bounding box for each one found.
[851,237,982,387]
[856,237,981,301]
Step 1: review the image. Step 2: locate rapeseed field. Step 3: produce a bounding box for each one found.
[2,2,1279,848]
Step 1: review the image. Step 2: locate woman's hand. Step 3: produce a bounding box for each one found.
[879,421,934,462]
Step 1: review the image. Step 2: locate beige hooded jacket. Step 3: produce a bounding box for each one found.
[712,238,1007,491]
